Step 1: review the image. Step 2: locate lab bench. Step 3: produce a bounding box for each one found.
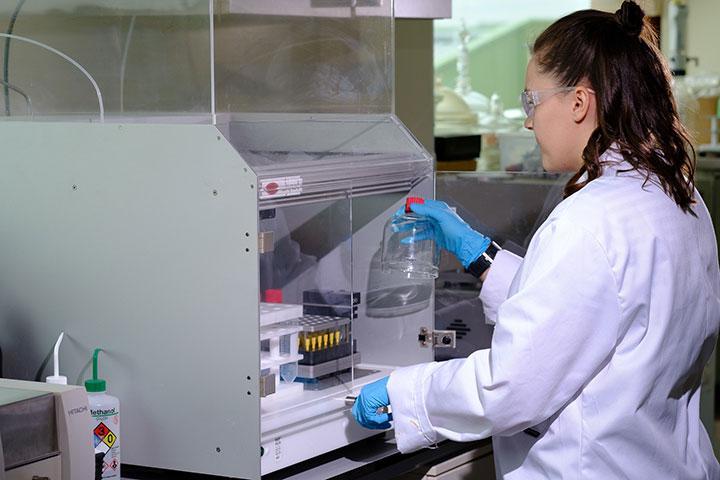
[121,436,493,480]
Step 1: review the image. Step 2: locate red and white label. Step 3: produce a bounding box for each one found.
[260,176,303,199]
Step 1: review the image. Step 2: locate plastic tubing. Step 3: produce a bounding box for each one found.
[209,0,216,125]
[52,332,64,378]
[0,78,31,118]
[120,15,136,113]
[0,33,105,122]
[4,0,28,117]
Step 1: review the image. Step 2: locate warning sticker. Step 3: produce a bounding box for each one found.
[92,419,119,478]
[94,423,110,438]
[260,176,303,200]
[93,422,117,453]
[96,441,110,455]
[103,431,117,448]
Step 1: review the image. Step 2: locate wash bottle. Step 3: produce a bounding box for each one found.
[85,348,120,479]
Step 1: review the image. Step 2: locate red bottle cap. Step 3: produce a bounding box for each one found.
[264,289,283,303]
[405,197,425,213]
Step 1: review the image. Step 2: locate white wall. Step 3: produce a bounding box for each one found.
[685,0,720,74]
[592,0,719,74]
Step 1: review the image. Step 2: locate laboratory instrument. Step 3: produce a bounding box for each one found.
[0,2,436,478]
[0,379,94,480]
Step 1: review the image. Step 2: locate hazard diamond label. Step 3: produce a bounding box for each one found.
[103,431,117,448]
[94,423,109,438]
[95,441,110,455]
[93,421,117,453]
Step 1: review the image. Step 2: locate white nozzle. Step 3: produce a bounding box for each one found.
[46,331,67,385]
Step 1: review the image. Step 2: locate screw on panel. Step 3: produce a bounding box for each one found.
[216,447,222,453]
[245,248,250,253]
[72,185,78,191]
[247,375,251,380]
[212,189,218,196]
[250,185,255,189]
[247,391,252,395]
[217,136,221,141]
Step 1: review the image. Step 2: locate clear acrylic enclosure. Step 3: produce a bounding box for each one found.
[434,171,570,361]
[0,0,394,121]
[0,1,438,476]
[0,1,213,121]
[214,1,394,114]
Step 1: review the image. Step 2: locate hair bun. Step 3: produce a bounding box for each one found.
[616,0,645,37]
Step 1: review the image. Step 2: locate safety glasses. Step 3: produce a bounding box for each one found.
[520,86,595,118]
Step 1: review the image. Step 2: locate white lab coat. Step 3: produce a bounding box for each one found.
[387,148,720,479]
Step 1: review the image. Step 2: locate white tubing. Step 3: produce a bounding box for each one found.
[0,78,32,118]
[209,0,216,125]
[0,33,105,122]
[53,331,64,377]
[120,15,136,113]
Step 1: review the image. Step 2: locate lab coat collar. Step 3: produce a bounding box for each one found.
[599,143,628,175]
[598,144,647,180]
[574,144,646,185]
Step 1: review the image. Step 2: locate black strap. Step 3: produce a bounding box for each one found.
[466,241,500,279]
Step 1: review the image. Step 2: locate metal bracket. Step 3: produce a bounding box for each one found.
[258,231,275,254]
[259,373,276,397]
[418,327,456,349]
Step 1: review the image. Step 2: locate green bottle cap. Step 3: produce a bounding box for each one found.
[84,378,106,392]
[84,348,107,393]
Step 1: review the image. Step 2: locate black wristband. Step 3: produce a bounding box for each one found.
[466,241,501,279]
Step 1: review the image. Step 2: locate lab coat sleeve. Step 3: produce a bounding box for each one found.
[386,218,624,453]
[479,249,523,325]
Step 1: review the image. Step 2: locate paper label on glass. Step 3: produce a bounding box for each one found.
[260,176,303,199]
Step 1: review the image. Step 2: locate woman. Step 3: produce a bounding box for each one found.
[352,1,720,478]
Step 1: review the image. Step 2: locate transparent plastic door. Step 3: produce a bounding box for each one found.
[434,171,570,361]
[259,194,355,422]
[351,175,436,370]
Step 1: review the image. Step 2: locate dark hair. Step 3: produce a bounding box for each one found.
[532,0,696,214]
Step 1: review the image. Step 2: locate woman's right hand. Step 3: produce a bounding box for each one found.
[402,199,492,268]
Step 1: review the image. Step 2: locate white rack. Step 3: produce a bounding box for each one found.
[260,302,303,327]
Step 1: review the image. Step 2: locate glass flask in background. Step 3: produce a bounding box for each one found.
[381,197,440,279]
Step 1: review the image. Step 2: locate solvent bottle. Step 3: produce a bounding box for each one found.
[85,348,121,479]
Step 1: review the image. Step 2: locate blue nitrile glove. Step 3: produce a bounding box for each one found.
[404,199,491,268]
[352,377,393,430]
